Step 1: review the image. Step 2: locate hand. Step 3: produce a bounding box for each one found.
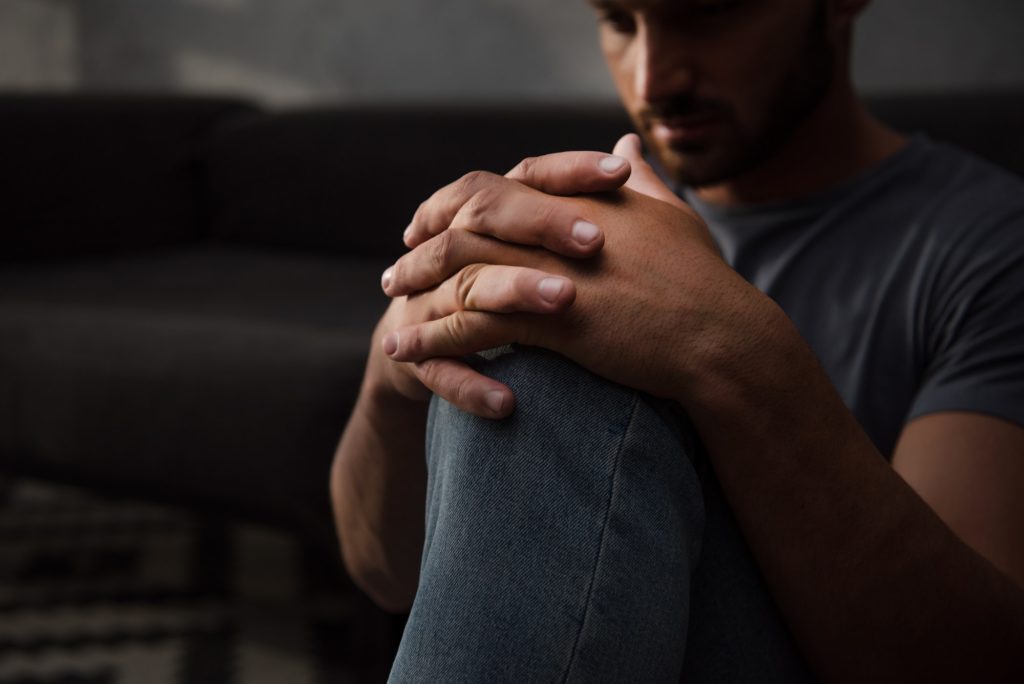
[362,148,636,418]
[366,246,594,418]
[380,134,761,413]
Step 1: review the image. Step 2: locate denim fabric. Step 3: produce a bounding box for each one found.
[389,346,812,683]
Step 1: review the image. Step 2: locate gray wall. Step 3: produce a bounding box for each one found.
[2,0,1023,106]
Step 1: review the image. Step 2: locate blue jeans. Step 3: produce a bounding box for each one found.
[389,346,813,682]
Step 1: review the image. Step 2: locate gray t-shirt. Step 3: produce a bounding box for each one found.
[682,136,1024,457]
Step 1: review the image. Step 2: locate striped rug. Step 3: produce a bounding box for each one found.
[0,477,395,683]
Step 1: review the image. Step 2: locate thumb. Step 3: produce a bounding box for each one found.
[612,133,686,209]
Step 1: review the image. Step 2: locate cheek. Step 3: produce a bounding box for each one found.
[602,44,635,104]
[699,48,785,138]
[604,49,649,133]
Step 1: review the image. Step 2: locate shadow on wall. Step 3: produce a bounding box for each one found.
[72,0,612,105]
[5,0,1024,105]
[852,0,1024,93]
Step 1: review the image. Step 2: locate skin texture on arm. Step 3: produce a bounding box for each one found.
[379,143,1024,680]
[682,313,1024,682]
[893,412,1024,587]
[331,381,427,613]
[330,306,434,612]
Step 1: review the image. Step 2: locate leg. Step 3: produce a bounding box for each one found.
[389,346,811,683]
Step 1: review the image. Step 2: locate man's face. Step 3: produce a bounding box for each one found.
[591,0,835,187]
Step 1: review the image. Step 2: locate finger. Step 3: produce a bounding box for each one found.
[612,133,687,209]
[446,183,604,257]
[405,173,605,259]
[383,223,585,298]
[404,150,631,250]
[384,311,533,364]
[404,170,503,249]
[505,150,631,196]
[410,356,515,419]
[383,229,541,297]
[435,264,576,314]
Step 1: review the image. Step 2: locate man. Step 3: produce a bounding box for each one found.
[332,0,1024,680]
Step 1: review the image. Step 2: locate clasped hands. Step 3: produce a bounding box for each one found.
[366,133,756,419]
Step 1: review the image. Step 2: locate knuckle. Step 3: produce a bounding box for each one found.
[512,156,539,180]
[462,186,500,226]
[409,326,426,357]
[415,359,439,388]
[415,193,441,229]
[571,153,595,179]
[453,264,484,309]
[452,374,475,408]
[530,200,561,235]
[443,312,468,346]
[511,268,536,300]
[413,199,428,223]
[454,170,492,196]
[428,229,455,278]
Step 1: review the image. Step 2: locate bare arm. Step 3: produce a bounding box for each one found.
[685,305,1024,682]
[381,139,1024,678]
[893,411,1024,587]
[330,309,432,612]
[331,375,428,613]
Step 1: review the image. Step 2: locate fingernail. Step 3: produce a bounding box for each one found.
[381,267,394,291]
[485,390,505,414]
[572,220,601,245]
[382,332,398,356]
[403,225,413,243]
[599,155,627,173]
[538,277,566,303]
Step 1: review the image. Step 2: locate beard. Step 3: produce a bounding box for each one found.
[644,2,835,188]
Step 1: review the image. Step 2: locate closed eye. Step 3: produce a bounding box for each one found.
[597,8,638,34]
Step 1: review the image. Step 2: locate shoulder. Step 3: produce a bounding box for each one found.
[872,138,1024,284]
[898,142,1024,431]
[906,139,1024,242]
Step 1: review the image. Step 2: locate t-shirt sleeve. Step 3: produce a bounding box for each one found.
[908,212,1024,428]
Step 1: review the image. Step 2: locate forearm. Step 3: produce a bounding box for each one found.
[684,296,1024,681]
[331,378,428,612]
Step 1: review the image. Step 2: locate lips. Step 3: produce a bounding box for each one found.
[651,113,725,146]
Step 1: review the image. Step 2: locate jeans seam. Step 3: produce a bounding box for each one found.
[560,392,640,684]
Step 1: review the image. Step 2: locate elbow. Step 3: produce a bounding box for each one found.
[330,462,421,613]
[340,541,418,614]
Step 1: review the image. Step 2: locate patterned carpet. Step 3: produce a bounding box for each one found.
[0,477,395,684]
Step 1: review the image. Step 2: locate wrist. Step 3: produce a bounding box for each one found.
[359,371,428,425]
[678,286,817,420]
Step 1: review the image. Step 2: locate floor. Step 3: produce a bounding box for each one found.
[0,477,395,683]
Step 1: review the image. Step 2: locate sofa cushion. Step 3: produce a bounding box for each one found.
[204,105,633,259]
[0,95,256,260]
[0,246,389,545]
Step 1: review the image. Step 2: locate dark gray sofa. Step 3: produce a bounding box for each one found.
[1,92,1022,554]
[0,95,633,551]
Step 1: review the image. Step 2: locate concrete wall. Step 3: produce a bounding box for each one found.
[1,0,1022,106]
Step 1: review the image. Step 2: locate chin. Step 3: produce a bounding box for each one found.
[654,130,774,189]
[658,146,742,189]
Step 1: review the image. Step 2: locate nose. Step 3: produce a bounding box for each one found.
[633,21,695,104]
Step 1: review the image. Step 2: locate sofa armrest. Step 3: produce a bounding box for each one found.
[0,94,258,261]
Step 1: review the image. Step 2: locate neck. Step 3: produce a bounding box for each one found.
[693,77,906,207]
